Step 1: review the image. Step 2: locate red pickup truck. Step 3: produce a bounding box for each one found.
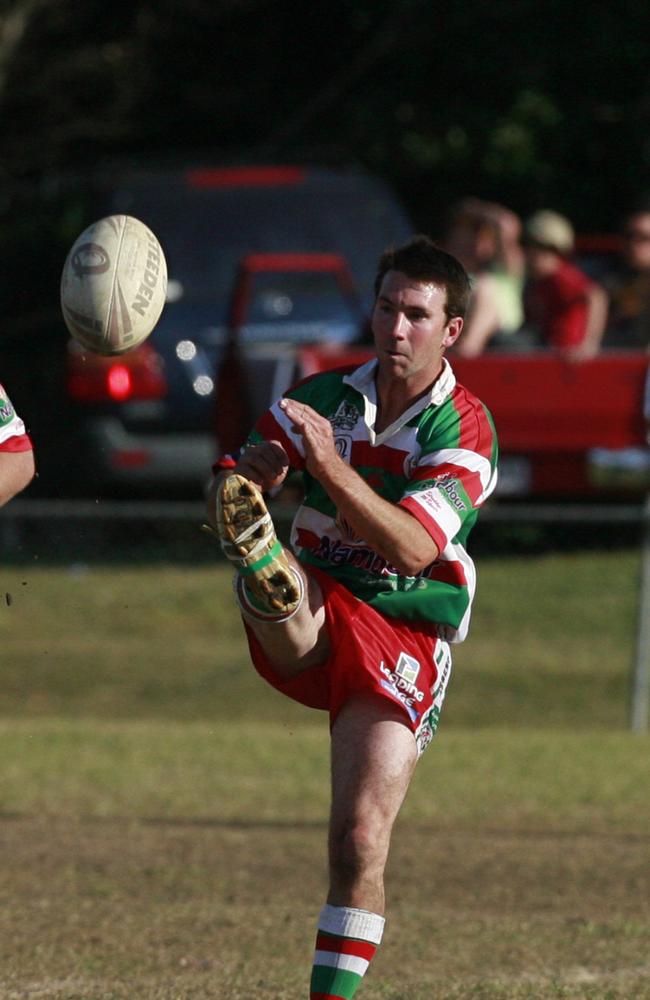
[216,246,649,503]
[297,345,649,500]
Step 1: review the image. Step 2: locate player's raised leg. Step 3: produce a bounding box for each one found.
[208,472,330,678]
[310,695,418,999]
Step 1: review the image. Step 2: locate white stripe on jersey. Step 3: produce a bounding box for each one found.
[0,414,26,445]
[403,487,462,542]
[418,447,495,499]
[268,400,307,458]
[437,540,477,644]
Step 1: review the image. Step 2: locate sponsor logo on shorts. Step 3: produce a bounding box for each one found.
[379,652,425,721]
[415,706,439,755]
[415,642,453,755]
[380,679,419,722]
[432,645,451,697]
[395,651,420,685]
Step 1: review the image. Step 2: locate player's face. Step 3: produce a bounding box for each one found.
[372,270,463,391]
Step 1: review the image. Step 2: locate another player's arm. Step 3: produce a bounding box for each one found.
[0,449,35,507]
[279,398,438,576]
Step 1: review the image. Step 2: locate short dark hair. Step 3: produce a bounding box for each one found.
[374,235,471,320]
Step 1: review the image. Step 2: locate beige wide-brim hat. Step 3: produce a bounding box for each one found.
[524,210,575,254]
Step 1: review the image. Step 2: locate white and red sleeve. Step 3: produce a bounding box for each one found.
[0,383,33,453]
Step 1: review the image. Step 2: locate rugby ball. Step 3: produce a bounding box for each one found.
[60,214,167,355]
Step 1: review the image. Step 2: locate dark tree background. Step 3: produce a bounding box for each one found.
[1,0,649,492]
[2,0,650,231]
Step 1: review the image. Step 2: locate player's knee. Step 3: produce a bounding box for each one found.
[330,819,388,881]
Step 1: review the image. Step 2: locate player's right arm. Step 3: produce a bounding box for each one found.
[0,383,35,507]
[232,439,291,494]
[0,450,35,507]
[205,438,291,537]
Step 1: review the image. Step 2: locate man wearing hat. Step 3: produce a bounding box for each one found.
[522,209,608,359]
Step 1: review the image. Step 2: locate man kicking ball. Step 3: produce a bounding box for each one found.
[206,235,498,998]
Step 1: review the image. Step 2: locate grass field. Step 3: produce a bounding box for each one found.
[1,547,649,999]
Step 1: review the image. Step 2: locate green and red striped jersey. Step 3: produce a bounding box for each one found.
[247,357,498,642]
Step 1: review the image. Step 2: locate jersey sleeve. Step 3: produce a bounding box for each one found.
[399,386,498,553]
[242,376,327,469]
[242,368,354,470]
[0,384,32,452]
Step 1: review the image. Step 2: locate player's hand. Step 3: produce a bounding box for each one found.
[279,398,340,478]
[235,440,290,493]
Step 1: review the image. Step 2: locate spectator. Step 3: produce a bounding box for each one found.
[601,201,650,349]
[522,210,608,360]
[445,197,526,358]
[0,382,35,506]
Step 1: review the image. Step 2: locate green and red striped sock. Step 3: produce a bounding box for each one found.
[310,904,385,999]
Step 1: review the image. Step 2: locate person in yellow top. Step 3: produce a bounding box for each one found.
[444,197,526,358]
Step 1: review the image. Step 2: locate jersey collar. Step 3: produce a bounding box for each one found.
[342,357,457,445]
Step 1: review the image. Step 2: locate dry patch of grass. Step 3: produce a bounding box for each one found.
[0,809,648,999]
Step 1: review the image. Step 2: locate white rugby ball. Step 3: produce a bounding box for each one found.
[60,214,167,355]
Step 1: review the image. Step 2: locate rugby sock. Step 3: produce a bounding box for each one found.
[310,904,385,999]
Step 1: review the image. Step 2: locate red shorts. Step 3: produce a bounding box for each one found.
[244,567,453,755]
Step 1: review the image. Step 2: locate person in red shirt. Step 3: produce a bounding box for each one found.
[601,202,650,349]
[522,210,608,359]
[0,382,35,506]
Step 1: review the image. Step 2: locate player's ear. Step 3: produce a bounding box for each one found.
[442,316,463,348]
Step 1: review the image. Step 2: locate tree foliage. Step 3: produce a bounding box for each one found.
[1,0,650,230]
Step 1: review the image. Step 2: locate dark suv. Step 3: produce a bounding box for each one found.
[4,162,413,497]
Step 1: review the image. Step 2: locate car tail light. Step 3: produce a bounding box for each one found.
[66,341,167,403]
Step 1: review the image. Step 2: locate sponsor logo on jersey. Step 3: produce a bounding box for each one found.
[404,454,418,478]
[315,535,399,576]
[330,400,360,431]
[434,474,467,511]
[334,434,353,461]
